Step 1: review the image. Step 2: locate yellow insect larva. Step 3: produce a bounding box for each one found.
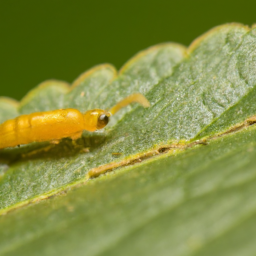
[0,93,150,149]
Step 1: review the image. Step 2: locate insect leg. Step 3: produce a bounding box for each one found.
[50,140,60,145]
[70,132,83,141]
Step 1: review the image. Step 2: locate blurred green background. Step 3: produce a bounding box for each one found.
[0,0,255,100]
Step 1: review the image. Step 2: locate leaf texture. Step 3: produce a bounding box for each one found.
[0,25,256,256]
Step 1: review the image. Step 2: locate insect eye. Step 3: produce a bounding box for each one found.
[97,114,109,128]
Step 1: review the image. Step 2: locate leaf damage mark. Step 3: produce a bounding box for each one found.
[88,113,256,178]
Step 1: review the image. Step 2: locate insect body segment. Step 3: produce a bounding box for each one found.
[0,109,85,149]
[0,93,149,149]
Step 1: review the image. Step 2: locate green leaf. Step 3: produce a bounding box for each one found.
[1,124,256,256]
[1,23,256,255]
[0,43,186,209]
[0,97,19,124]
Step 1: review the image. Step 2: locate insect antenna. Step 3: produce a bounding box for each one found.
[108,93,150,115]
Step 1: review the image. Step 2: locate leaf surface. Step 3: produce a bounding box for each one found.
[0,43,186,209]
[1,23,256,256]
[1,124,256,256]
